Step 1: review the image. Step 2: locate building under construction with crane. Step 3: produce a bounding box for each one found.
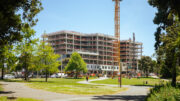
[45,30,119,75]
[45,30,143,75]
[44,0,143,77]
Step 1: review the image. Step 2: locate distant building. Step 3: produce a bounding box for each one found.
[45,30,119,75]
[120,33,143,73]
[44,30,142,75]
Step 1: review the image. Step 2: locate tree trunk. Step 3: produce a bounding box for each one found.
[75,73,78,79]
[24,67,29,81]
[1,59,5,80]
[1,67,4,80]
[172,57,178,87]
[146,70,148,78]
[172,65,176,87]
[45,69,48,82]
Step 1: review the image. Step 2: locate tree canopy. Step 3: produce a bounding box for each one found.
[0,0,43,46]
[148,0,180,86]
[148,0,180,50]
[36,40,60,82]
[139,56,155,77]
[15,26,38,81]
[65,52,87,78]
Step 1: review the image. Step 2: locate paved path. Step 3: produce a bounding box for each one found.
[0,81,78,101]
[77,77,151,101]
[0,78,151,101]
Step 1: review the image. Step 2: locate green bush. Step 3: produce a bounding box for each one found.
[146,84,180,101]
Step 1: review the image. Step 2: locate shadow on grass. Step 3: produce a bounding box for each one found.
[92,95,146,101]
[0,91,15,94]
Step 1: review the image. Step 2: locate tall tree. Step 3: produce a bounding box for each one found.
[36,40,60,82]
[0,45,17,79]
[0,0,43,47]
[148,0,180,86]
[15,26,38,81]
[139,56,154,77]
[159,20,180,86]
[65,52,87,79]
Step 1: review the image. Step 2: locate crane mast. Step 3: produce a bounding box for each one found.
[113,0,121,88]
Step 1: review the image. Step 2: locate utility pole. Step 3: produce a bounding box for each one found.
[113,0,121,88]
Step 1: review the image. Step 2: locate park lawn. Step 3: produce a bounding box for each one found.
[25,78,127,95]
[91,77,167,86]
[0,96,42,101]
[0,83,3,91]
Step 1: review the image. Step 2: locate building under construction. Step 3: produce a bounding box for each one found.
[45,30,143,75]
[46,30,119,75]
[120,33,143,73]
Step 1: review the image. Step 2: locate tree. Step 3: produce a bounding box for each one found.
[148,0,180,86]
[158,20,180,86]
[0,0,43,47]
[36,40,60,82]
[65,52,87,79]
[0,45,17,79]
[139,56,154,77]
[15,26,38,81]
[148,0,180,50]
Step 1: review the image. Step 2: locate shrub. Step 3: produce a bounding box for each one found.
[146,84,180,101]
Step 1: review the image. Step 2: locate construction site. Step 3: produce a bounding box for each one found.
[44,0,143,77]
[45,30,143,76]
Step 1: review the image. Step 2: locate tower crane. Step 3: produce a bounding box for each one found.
[112,0,121,87]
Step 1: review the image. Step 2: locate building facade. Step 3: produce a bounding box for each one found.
[120,33,143,73]
[45,30,142,75]
[45,30,120,75]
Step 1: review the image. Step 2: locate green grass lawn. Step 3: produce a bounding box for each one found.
[5,78,127,95]
[0,96,42,101]
[27,78,127,95]
[0,83,3,91]
[91,77,167,86]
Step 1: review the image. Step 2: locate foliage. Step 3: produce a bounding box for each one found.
[15,26,38,81]
[148,0,180,86]
[0,0,43,46]
[0,45,17,79]
[148,0,180,49]
[65,52,87,78]
[146,84,180,101]
[157,20,180,86]
[35,40,60,82]
[138,56,155,77]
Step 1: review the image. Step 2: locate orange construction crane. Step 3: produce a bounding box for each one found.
[112,0,121,88]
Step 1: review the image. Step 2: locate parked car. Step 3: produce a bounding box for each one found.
[4,74,15,79]
[50,74,57,78]
[57,73,67,78]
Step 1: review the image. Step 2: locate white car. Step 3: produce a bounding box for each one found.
[57,73,67,78]
[50,74,57,78]
[4,74,15,79]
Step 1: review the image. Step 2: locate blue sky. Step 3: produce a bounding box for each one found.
[33,0,157,57]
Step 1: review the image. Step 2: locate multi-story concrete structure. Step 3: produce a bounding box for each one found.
[45,30,142,75]
[45,30,120,75]
[120,33,143,73]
